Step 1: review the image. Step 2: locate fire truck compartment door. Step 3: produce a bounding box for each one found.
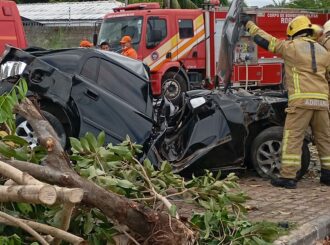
[233,65,262,82]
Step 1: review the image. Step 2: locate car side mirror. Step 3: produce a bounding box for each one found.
[93,33,98,46]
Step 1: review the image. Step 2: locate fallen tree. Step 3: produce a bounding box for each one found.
[4,98,195,244]
[0,80,285,244]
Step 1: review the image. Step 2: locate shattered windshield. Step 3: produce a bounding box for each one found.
[98,16,143,52]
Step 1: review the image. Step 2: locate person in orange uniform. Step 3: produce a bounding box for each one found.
[80,39,93,48]
[120,35,137,59]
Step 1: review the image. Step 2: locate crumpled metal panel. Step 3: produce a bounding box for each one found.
[216,0,243,88]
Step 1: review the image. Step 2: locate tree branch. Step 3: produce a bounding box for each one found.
[13,98,71,170]
[0,211,49,245]
[133,157,179,220]
[52,202,75,245]
[0,216,86,244]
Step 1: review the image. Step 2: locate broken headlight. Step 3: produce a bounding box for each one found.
[0,61,27,80]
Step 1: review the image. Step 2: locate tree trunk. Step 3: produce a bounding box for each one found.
[5,98,195,244]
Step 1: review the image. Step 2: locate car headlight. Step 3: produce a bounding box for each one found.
[190,97,206,109]
[0,61,27,80]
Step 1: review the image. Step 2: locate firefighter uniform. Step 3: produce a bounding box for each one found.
[321,21,330,112]
[245,17,330,181]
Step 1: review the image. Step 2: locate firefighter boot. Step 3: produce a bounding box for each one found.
[320,169,330,186]
[271,178,297,189]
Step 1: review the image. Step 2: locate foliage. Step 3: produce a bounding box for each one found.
[68,132,288,244]
[286,0,330,9]
[0,234,22,245]
[266,0,330,8]
[271,0,288,7]
[0,79,48,164]
[0,78,28,135]
[0,82,288,243]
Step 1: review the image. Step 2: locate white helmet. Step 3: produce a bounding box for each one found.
[324,20,330,34]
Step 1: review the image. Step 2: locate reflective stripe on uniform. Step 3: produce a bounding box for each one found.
[320,157,330,168]
[281,130,301,166]
[289,93,328,101]
[282,155,300,160]
[321,162,330,168]
[281,161,301,167]
[249,24,259,35]
[320,157,330,164]
[292,67,300,94]
[268,37,277,53]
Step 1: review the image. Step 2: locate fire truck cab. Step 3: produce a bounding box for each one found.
[97,2,329,102]
[0,1,27,54]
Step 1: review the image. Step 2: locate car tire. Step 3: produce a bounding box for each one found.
[162,71,187,105]
[16,111,66,148]
[250,126,310,179]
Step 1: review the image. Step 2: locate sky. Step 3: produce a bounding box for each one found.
[245,0,274,7]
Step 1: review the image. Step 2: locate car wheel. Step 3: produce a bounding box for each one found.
[16,111,66,148]
[250,126,310,179]
[162,71,187,105]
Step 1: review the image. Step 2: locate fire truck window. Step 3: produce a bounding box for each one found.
[146,17,167,48]
[179,19,193,39]
[80,57,99,82]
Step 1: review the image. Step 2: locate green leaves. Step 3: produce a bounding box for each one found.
[0,78,28,134]
[0,234,22,245]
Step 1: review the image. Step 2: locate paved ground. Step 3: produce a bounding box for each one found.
[239,175,330,224]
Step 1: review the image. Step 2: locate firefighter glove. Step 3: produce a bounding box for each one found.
[240,13,251,27]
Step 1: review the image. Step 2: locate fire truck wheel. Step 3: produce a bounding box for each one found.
[162,72,187,105]
[250,126,310,180]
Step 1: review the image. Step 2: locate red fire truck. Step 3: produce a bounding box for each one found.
[0,1,27,54]
[97,2,329,103]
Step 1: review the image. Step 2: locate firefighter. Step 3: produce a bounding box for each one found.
[79,39,93,48]
[120,35,137,59]
[320,21,330,118]
[240,14,330,188]
[311,24,323,42]
[322,20,330,49]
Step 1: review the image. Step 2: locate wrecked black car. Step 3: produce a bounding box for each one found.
[0,46,310,179]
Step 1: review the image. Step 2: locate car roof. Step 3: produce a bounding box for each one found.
[30,48,149,80]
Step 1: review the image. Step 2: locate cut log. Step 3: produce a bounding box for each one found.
[0,185,57,205]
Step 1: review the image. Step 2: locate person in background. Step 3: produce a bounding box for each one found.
[240,14,330,189]
[311,24,324,42]
[80,39,93,48]
[100,41,110,51]
[120,35,137,59]
[321,20,330,50]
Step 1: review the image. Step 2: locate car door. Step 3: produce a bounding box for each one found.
[216,0,243,88]
[70,56,154,145]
